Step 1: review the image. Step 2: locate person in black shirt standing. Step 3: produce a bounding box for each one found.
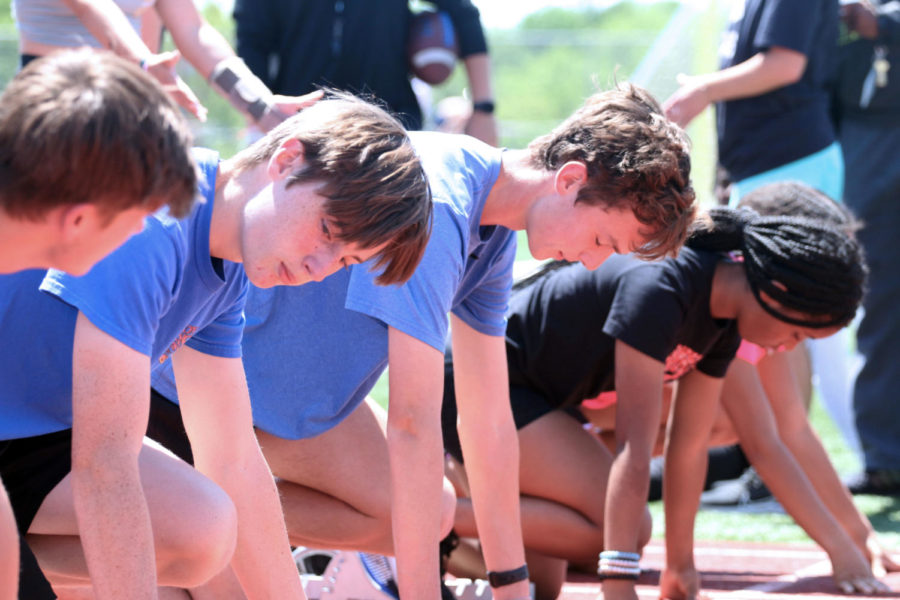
[442,182,871,600]
[233,0,498,145]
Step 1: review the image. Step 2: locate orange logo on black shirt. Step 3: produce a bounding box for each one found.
[664,344,702,381]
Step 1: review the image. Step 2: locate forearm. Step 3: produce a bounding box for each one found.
[387,420,443,599]
[464,54,494,102]
[458,413,529,599]
[698,50,804,103]
[70,458,157,599]
[748,445,857,556]
[62,0,150,62]
[783,429,872,547]
[198,445,303,599]
[166,21,234,80]
[662,444,706,572]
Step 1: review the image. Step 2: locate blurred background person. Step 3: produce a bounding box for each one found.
[834,0,900,497]
[233,0,498,145]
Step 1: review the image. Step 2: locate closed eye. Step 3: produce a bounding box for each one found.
[321,219,332,241]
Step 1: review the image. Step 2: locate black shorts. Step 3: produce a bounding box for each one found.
[0,429,73,600]
[441,363,557,463]
[147,388,194,465]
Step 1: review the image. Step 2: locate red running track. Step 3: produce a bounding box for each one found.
[560,540,900,599]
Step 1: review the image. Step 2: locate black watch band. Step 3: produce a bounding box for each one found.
[472,100,495,114]
[487,564,529,588]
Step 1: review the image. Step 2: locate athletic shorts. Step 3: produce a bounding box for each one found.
[147,388,194,465]
[0,429,73,599]
[441,364,559,463]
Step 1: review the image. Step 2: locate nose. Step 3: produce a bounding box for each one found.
[303,245,342,282]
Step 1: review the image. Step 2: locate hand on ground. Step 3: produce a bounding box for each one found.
[659,565,709,600]
[831,544,891,594]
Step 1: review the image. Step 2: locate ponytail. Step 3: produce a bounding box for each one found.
[687,206,867,328]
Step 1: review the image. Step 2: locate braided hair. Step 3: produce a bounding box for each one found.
[687,197,867,329]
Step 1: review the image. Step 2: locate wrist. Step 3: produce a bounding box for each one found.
[472,99,495,114]
[487,564,529,588]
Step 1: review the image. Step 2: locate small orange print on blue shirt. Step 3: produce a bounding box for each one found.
[158,325,198,364]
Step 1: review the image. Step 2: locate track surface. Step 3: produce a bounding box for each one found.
[559,541,900,599]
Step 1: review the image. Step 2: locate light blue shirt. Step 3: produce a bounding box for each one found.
[153,132,517,440]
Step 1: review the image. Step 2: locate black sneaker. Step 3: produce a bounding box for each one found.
[845,469,900,496]
[700,467,772,506]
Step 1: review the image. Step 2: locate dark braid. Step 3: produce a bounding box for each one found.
[687,206,867,328]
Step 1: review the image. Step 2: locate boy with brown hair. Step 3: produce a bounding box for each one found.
[150,83,696,599]
[0,88,431,599]
[0,49,196,600]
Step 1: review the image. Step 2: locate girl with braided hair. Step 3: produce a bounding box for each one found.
[440,182,887,599]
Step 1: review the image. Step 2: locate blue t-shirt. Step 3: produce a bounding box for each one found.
[716,0,838,181]
[158,132,514,440]
[0,149,248,440]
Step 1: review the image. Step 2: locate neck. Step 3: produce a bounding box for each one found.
[480,149,554,230]
[0,215,51,273]
[207,158,267,263]
[709,259,750,320]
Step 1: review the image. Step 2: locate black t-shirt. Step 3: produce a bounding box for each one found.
[234,0,488,131]
[717,0,838,181]
[504,248,741,411]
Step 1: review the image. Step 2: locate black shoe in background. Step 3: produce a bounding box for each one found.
[845,469,900,496]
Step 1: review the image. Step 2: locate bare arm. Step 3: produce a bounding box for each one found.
[659,369,723,600]
[602,340,665,600]
[172,347,305,599]
[462,54,499,146]
[451,315,530,599]
[721,358,883,593]
[58,0,206,120]
[756,353,899,579]
[70,311,157,599]
[385,326,445,599]
[663,46,807,128]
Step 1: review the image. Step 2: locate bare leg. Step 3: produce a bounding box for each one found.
[27,440,237,591]
[455,410,651,564]
[259,397,455,554]
[0,480,17,600]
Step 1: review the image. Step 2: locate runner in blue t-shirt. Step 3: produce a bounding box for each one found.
[0,50,196,600]
[150,83,696,599]
[0,93,431,599]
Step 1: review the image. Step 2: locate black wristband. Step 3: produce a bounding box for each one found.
[472,100,495,114]
[487,564,529,588]
[598,572,640,581]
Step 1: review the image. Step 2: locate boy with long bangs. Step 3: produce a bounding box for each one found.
[0,49,197,600]
[0,90,431,599]
[148,83,696,599]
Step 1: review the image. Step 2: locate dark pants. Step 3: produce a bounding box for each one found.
[841,118,900,471]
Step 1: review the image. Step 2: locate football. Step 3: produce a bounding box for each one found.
[407,10,458,85]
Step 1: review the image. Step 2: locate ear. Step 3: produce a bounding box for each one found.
[267,137,306,181]
[57,203,98,242]
[554,161,588,196]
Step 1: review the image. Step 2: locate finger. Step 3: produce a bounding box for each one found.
[158,50,183,69]
[837,579,855,594]
[880,553,900,572]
